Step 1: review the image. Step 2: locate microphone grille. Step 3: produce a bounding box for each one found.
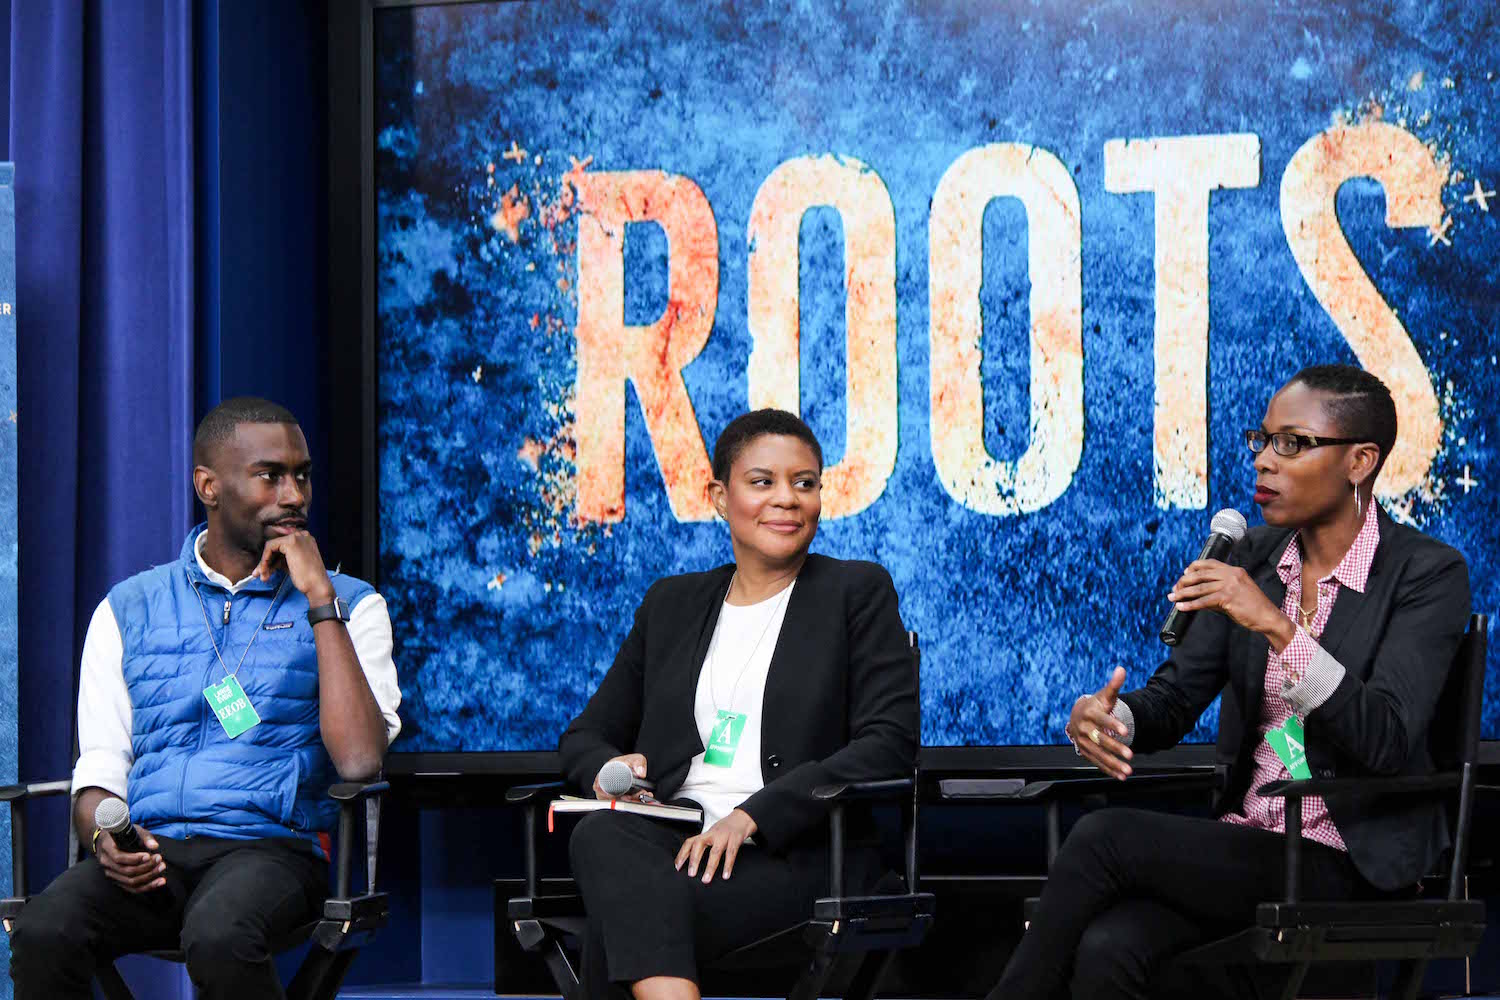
[94,797,132,834]
[597,759,636,797]
[1210,508,1248,542]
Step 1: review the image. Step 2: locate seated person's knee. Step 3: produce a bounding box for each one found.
[1055,808,1115,865]
[180,913,268,974]
[9,898,84,967]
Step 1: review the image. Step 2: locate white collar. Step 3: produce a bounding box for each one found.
[194,532,261,594]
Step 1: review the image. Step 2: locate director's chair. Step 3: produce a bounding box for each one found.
[1,778,390,1000]
[940,613,1489,1000]
[506,630,934,1000]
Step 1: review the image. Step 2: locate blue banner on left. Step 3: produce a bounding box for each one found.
[0,161,20,1000]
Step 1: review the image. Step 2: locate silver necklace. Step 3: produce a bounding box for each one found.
[187,569,286,680]
[707,573,794,714]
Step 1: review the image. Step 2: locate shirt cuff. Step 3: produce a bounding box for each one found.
[72,750,131,800]
[1281,629,1346,718]
[1110,699,1136,747]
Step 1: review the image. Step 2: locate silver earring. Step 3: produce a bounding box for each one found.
[1352,484,1362,520]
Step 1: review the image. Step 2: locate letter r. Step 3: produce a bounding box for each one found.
[573,171,718,522]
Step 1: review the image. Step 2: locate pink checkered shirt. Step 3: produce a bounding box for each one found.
[1220,501,1381,849]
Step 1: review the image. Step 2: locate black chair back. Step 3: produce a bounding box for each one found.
[1434,614,1488,771]
[906,631,921,892]
[1444,614,1487,899]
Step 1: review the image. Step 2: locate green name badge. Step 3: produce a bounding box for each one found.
[204,676,261,739]
[703,709,747,768]
[1265,715,1312,780]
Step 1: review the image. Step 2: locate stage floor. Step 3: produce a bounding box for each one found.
[337,993,1500,1000]
[339,990,499,999]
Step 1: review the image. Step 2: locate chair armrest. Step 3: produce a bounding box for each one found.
[0,779,72,802]
[1257,773,1460,799]
[507,782,567,898]
[505,781,567,805]
[2,779,74,898]
[936,778,1027,799]
[1018,770,1217,801]
[812,777,913,801]
[328,780,389,899]
[1262,777,1458,905]
[940,770,1214,869]
[940,770,1215,802]
[817,777,917,899]
[329,780,390,802]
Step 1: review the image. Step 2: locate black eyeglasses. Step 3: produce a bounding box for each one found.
[1244,429,1371,458]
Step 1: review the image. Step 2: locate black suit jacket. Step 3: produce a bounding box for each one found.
[559,554,919,854]
[1120,506,1470,891]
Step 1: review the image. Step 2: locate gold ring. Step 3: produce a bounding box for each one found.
[1089,728,1102,745]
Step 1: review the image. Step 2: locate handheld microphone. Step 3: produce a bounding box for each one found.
[1160,508,1249,646]
[94,797,146,854]
[597,759,655,798]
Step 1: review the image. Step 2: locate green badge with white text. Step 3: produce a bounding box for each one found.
[204,676,261,739]
[1265,715,1311,780]
[704,709,747,767]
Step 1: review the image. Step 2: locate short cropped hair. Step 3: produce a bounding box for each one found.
[1287,365,1398,478]
[193,396,299,467]
[711,409,824,482]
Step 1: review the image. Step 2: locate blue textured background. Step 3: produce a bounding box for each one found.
[0,163,19,1000]
[374,1,1500,752]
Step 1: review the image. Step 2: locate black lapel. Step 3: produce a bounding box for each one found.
[665,565,734,762]
[689,566,736,689]
[1312,509,1390,663]
[1313,584,1367,663]
[758,554,824,736]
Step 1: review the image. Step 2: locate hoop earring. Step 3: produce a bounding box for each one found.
[1352,483,1362,520]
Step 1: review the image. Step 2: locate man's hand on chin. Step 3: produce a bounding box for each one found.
[255,530,335,605]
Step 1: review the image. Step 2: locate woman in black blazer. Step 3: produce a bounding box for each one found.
[560,408,918,1000]
[989,365,1471,1000]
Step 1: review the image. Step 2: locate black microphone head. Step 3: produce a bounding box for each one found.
[597,759,636,798]
[1210,508,1248,542]
[94,797,132,835]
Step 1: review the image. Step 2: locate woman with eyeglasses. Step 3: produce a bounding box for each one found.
[986,365,1471,1000]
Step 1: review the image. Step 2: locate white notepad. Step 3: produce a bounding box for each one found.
[547,795,703,832]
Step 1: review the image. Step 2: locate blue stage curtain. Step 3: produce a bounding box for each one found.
[6,1,195,996]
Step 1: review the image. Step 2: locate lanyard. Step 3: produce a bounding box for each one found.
[187,568,286,681]
[707,574,794,714]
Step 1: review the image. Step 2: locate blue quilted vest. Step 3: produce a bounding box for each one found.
[109,524,377,842]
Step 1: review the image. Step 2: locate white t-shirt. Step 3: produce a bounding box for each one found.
[677,580,794,831]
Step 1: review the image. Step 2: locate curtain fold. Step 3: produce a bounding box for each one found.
[7,1,196,996]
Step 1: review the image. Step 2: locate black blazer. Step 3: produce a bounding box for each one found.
[559,554,919,855]
[1121,506,1471,891]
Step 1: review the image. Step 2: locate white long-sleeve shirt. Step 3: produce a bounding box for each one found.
[71,535,402,798]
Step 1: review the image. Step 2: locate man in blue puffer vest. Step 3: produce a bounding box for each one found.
[10,397,402,1000]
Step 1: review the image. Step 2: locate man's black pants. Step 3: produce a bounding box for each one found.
[9,834,327,1000]
[986,808,1388,1000]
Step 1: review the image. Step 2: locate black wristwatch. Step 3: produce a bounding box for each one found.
[306,596,350,626]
